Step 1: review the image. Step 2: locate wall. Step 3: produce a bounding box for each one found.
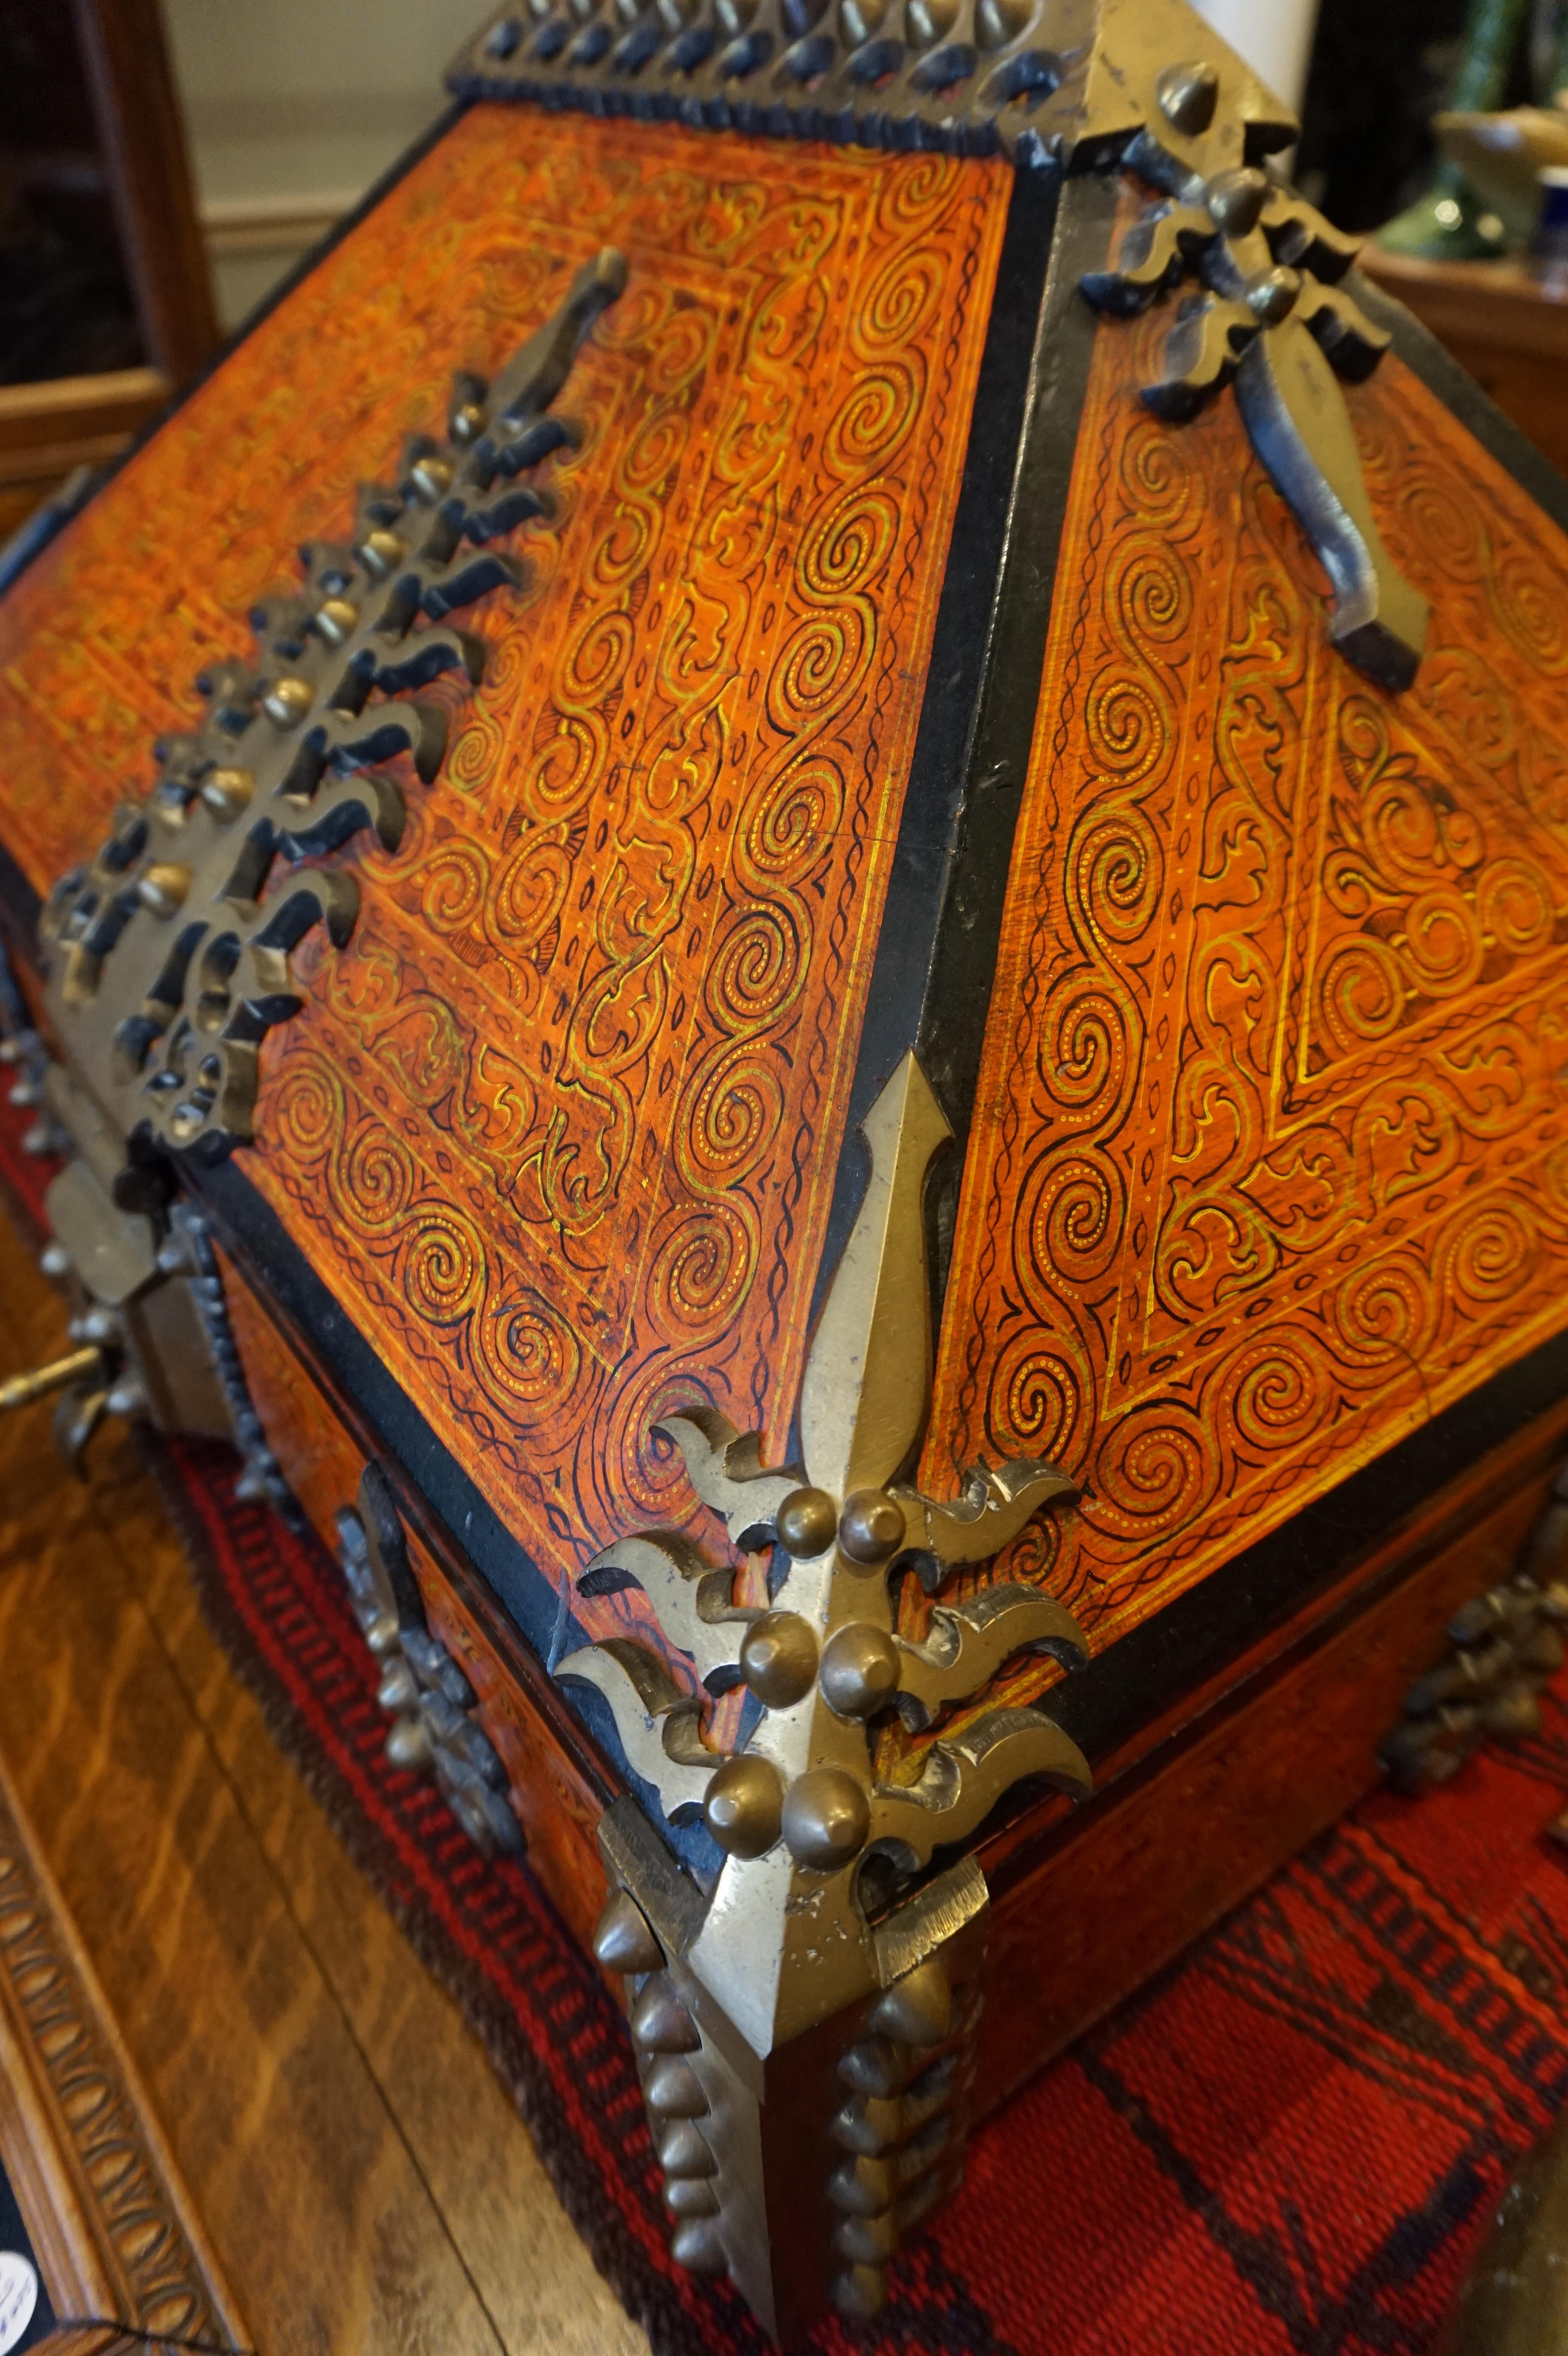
[161,0,466,328]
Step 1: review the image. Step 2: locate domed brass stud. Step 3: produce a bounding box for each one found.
[360,527,405,576]
[776,1485,839,1558]
[136,862,192,918]
[199,766,253,822]
[630,1975,701,2053]
[1481,1687,1543,1742]
[449,400,486,444]
[739,1612,819,1708]
[832,2263,888,2320]
[657,2118,717,2175]
[703,1755,783,1858]
[376,1658,418,1714]
[838,1489,907,1565]
[904,0,956,46]
[644,2057,708,2118]
[1204,165,1268,239]
[819,1623,901,1720]
[1246,266,1302,326]
[262,674,313,728]
[592,1886,664,1976]
[385,1715,432,1772]
[1157,57,1218,136]
[834,2212,901,2262]
[782,1767,871,1869]
[670,2220,727,2274]
[665,2178,719,2219]
[974,0,1031,47]
[869,1956,952,2046]
[838,0,885,44]
[313,595,360,645]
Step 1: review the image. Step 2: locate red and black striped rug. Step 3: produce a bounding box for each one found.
[6,1089,1568,2354]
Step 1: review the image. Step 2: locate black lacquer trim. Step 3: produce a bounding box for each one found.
[1351,268,1568,536]
[915,170,1118,1135]
[1046,1322,1568,1766]
[0,101,471,610]
[0,844,41,958]
[806,168,1117,1355]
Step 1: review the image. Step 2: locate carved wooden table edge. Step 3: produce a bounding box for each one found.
[0,1745,249,2350]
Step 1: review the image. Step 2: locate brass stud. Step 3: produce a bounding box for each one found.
[664,2177,720,2219]
[904,0,956,45]
[775,1485,839,1558]
[411,455,455,500]
[739,1612,819,1708]
[376,1659,419,1714]
[1204,165,1268,238]
[1157,57,1218,136]
[819,1622,901,1720]
[670,2220,727,2275]
[703,1755,783,1858]
[262,675,313,728]
[833,2211,901,2263]
[385,1716,432,1772]
[826,2153,895,2216]
[363,1611,401,1658]
[869,1957,952,2048]
[657,2119,717,2176]
[313,595,360,646]
[832,2263,888,2320]
[838,2037,915,2097]
[450,402,486,445]
[838,0,884,43]
[644,2056,709,2118]
[592,1887,664,1975]
[360,528,405,576]
[630,1976,701,2054]
[974,0,1031,47]
[1481,1687,1542,1741]
[136,862,192,918]
[199,766,253,822]
[1245,265,1302,325]
[781,1767,871,1870]
[831,2091,904,2156]
[838,1488,907,1564]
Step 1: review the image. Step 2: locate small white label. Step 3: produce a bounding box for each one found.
[0,2252,37,2352]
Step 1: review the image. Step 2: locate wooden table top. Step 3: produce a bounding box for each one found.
[0,1193,648,2356]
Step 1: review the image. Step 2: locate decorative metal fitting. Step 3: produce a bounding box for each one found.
[1081,158,1428,692]
[451,0,1296,175]
[338,1463,523,1860]
[594,1801,991,2334]
[560,1054,1090,2321]
[38,250,626,1165]
[1382,1460,1568,1794]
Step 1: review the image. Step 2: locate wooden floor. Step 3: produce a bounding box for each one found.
[0,1198,651,2356]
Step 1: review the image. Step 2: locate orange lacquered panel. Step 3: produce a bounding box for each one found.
[917,297,1568,1706]
[0,106,1008,1590]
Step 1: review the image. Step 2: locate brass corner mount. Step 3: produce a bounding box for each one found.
[557,1052,1092,2325]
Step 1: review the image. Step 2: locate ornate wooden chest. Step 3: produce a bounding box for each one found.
[4,0,1568,2337]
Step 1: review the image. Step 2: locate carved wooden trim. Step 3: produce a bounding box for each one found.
[0,1752,247,2344]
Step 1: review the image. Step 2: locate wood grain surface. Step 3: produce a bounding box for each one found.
[0,1201,649,2356]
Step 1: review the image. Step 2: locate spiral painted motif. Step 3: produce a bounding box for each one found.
[911,227,1568,1757]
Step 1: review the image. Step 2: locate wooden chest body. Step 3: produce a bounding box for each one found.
[4,5,1568,2337]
